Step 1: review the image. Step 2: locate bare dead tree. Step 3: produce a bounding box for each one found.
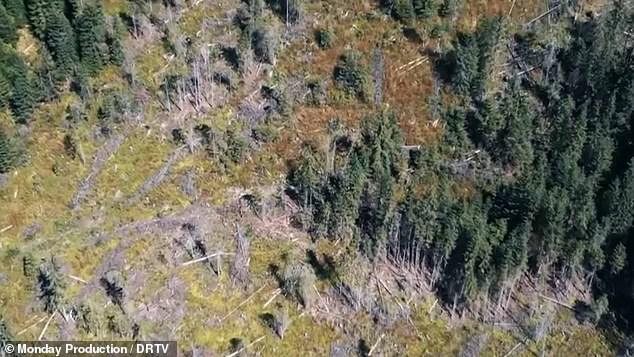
[191,54,203,109]
[230,224,251,288]
[372,47,385,107]
[175,223,220,275]
[459,334,489,357]
[430,73,441,122]
[70,134,125,209]
[163,76,172,111]
[176,77,185,111]
[265,306,290,339]
[180,168,198,200]
[127,146,187,205]
[202,45,214,107]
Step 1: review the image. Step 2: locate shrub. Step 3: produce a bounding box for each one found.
[392,0,415,22]
[37,257,66,313]
[430,22,449,39]
[315,28,334,49]
[252,26,278,64]
[273,306,290,338]
[77,304,100,335]
[0,129,18,174]
[306,78,327,106]
[439,0,461,18]
[333,51,369,101]
[282,264,316,308]
[63,134,78,159]
[100,270,126,308]
[23,254,36,277]
[413,0,436,19]
[574,298,608,325]
[225,130,249,164]
[0,316,12,351]
[230,225,251,288]
[64,103,87,125]
[106,308,131,337]
[269,0,303,25]
[252,123,279,143]
[379,0,395,14]
[262,84,291,118]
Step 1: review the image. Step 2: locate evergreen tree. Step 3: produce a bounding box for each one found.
[472,98,502,149]
[443,108,470,150]
[432,188,460,271]
[452,16,503,100]
[605,159,634,234]
[333,50,369,101]
[3,0,27,27]
[24,0,47,38]
[106,19,125,66]
[76,4,106,74]
[582,128,614,180]
[98,95,115,136]
[610,242,627,275]
[323,166,365,238]
[412,0,436,19]
[496,78,534,169]
[70,67,91,100]
[45,10,77,74]
[0,128,15,173]
[62,0,79,23]
[361,172,394,257]
[495,221,529,282]
[37,257,66,313]
[0,316,12,351]
[398,184,440,264]
[355,111,403,257]
[439,0,461,18]
[357,110,403,179]
[0,71,11,109]
[34,46,64,100]
[473,16,503,97]
[0,4,17,45]
[392,0,415,22]
[452,33,479,97]
[272,0,302,25]
[107,32,124,66]
[23,253,36,277]
[288,145,324,212]
[251,25,276,65]
[9,64,33,123]
[535,188,569,268]
[0,42,26,79]
[491,175,543,226]
[446,204,495,300]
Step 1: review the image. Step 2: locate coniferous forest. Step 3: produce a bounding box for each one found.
[1,0,634,355]
[291,1,634,332]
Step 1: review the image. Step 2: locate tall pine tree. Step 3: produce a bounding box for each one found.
[24,0,47,38]
[45,10,77,74]
[412,0,436,19]
[76,4,106,74]
[0,71,10,109]
[0,128,15,173]
[3,0,26,27]
[9,64,33,123]
[0,3,17,45]
[37,257,66,313]
[106,18,124,66]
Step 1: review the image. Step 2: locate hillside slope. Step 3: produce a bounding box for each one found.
[0,0,629,355]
